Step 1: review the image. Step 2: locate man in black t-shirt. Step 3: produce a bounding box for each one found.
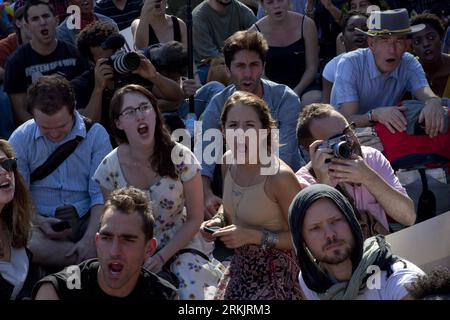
[3,0,86,126]
[32,187,178,300]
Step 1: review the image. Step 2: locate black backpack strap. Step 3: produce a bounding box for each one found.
[30,117,93,183]
[176,248,210,262]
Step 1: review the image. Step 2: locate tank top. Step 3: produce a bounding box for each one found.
[255,17,306,89]
[148,15,181,46]
[222,163,286,231]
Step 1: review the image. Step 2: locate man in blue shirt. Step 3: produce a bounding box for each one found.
[331,9,446,138]
[200,30,302,218]
[9,74,112,268]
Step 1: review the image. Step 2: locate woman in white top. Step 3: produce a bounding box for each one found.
[0,140,33,300]
[93,84,220,299]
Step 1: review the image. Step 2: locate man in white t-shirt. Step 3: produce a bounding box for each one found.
[288,184,424,300]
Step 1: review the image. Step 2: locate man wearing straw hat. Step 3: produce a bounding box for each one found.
[331,8,446,139]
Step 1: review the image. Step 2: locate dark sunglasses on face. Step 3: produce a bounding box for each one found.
[0,158,17,172]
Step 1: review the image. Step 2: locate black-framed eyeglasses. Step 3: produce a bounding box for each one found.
[343,122,356,136]
[0,158,17,172]
[119,104,153,119]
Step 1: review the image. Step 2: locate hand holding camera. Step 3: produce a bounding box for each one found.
[132,52,158,81]
[309,134,353,185]
[309,140,334,185]
[328,154,374,185]
[94,58,114,91]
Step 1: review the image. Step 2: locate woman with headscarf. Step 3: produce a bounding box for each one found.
[288,184,424,300]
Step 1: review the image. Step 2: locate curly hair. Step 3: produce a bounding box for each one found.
[411,13,445,39]
[341,10,368,30]
[0,140,33,248]
[101,187,155,241]
[407,267,450,300]
[109,84,178,179]
[76,21,119,62]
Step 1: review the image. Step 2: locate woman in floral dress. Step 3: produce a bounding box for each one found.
[93,84,219,299]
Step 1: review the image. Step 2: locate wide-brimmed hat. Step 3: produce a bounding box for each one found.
[356,8,425,37]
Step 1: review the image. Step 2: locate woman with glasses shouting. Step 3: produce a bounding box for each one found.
[0,140,35,300]
[93,85,222,299]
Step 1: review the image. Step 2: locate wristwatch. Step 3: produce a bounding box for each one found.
[367,110,375,124]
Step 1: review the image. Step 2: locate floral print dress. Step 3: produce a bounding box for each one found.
[93,143,220,299]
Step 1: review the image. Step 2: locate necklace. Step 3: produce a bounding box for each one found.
[231,165,261,222]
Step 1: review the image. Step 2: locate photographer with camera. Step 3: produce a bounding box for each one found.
[295,103,416,238]
[71,21,184,137]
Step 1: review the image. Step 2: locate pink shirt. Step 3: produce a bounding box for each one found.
[296,146,407,230]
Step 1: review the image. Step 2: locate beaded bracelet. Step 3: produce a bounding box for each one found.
[261,229,279,250]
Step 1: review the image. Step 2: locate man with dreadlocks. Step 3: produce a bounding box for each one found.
[288,184,424,300]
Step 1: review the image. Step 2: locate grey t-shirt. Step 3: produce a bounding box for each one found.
[192,0,256,64]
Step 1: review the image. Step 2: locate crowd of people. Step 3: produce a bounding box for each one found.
[0,0,449,300]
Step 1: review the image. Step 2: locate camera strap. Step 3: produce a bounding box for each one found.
[30,117,93,183]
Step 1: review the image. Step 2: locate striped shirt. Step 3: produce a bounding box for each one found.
[95,0,143,30]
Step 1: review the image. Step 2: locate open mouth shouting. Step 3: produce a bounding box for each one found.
[108,262,124,279]
[0,178,14,195]
[0,181,12,190]
[137,123,149,136]
[40,28,49,37]
[422,49,435,61]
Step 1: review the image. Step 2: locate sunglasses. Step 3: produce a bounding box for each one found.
[0,158,17,172]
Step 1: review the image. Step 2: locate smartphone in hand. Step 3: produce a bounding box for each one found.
[203,226,221,234]
[51,220,71,232]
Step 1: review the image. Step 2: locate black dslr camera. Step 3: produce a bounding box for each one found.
[100,34,141,88]
[318,135,353,159]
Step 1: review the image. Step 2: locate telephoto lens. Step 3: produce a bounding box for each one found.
[112,51,141,74]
